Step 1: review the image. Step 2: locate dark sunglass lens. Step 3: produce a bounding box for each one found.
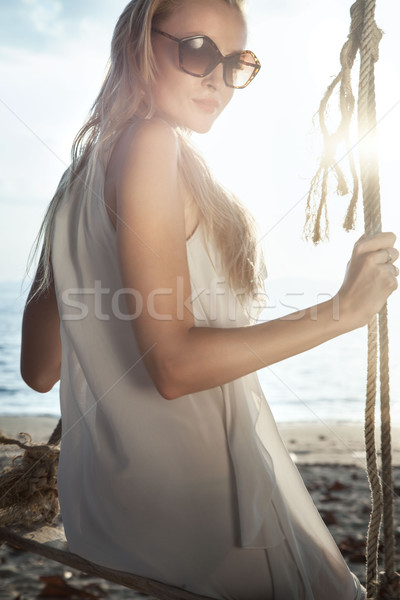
[180,37,218,76]
[226,51,257,88]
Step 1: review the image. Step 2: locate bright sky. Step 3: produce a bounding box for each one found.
[1,0,399,303]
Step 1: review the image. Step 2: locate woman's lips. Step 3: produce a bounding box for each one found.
[192,98,219,114]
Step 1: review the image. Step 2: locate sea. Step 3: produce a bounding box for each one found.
[1,279,399,425]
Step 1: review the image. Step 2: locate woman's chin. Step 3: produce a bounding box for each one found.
[187,118,216,134]
[192,125,213,134]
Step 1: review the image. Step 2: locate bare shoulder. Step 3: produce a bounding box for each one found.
[105,118,179,226]
[131,117,178,144]
[116,117,181,201]
[118,118,178,171]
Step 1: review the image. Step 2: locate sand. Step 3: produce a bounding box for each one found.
[1,415,400,599]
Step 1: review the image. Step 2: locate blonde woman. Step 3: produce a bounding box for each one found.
[21,0,397,598]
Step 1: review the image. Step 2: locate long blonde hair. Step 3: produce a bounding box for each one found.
[31,0,263,298]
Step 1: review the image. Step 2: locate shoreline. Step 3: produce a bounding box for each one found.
[1,414,400,466]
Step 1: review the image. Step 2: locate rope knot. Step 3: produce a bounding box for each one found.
[0,432,60,528]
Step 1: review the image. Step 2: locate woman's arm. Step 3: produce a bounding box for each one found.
[21,269,61,393]
[114,119,398,400]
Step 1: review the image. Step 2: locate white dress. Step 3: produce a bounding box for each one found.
[52,156,364,600]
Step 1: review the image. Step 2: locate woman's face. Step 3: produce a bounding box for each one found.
[151,0,247,133]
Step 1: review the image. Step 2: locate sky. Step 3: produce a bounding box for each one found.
[1,0,400,308]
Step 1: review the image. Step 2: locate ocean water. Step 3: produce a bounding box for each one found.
[1,280,399,425]
[0,281,60,417]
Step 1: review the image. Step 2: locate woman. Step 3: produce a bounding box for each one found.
[21,0,398,598]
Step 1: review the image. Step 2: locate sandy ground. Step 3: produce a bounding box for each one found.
[1,415,400,599]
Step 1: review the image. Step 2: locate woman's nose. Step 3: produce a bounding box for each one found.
[202,62,225,90]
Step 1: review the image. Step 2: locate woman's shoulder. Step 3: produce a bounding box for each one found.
[108,117,178,182]
[104,117,180,218]
[132,116,177,141]
[123,117,178,158]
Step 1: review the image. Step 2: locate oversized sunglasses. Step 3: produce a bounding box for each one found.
[152,28,261,89]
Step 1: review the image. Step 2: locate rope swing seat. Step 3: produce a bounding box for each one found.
[0,1,399,599]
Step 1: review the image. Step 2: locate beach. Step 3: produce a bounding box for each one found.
[1,415,400,599]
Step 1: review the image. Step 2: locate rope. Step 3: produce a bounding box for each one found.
[304,0,365,243]
[305,1,399,597]
[0,419,61,529]
[364,316,382,597]
[47,418,62,446]
[357,1,399,597]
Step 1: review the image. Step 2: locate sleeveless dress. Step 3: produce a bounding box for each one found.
[52,156,365,600]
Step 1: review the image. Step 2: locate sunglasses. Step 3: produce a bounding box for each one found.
[152,28,261,89]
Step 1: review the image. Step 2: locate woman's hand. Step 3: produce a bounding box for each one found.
[337,232,399,329]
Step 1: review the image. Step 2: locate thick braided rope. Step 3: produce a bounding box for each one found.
[358,3,383,598]
[303,0,398,594]
[357,1,398,597]
[364,316,382,599]
[379,304,397,597]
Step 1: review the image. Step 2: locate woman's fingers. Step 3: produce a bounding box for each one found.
[353,231,397,255]
[375,247,400,265]
[338,232,399,329]
[378,262,399,297]
[383,262,400,280]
